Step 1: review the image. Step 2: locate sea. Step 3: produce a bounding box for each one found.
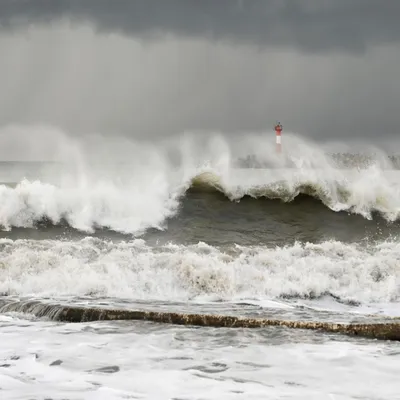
[0,131,399,399]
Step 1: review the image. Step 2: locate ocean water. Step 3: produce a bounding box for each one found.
[0,130,399,399]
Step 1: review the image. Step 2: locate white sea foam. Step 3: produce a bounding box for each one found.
[0,315,399,400]
[0,238,399,313]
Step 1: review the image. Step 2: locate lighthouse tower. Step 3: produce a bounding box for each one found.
[274,122,283,153]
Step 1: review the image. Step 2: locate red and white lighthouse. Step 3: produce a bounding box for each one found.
[274,122,283,153]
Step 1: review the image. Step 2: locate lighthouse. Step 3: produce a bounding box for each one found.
[274,122,283,153]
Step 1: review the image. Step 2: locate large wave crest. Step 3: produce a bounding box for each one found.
[0,125,399,233]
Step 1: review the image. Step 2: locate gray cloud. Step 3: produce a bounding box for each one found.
[0,0,399,151]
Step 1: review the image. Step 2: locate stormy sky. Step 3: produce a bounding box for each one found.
[0,0,399,149]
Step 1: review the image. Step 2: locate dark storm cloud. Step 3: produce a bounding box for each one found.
[1,0,400,54]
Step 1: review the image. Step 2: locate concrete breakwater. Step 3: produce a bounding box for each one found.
[1,299,400,341]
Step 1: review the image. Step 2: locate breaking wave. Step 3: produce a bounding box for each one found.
[0,164,400,234]
[0,178,181,234]
[189,168,400,213]
[0,125,400,234]
[0,237,399,311]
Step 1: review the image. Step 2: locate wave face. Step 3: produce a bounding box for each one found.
[189,167,400,219]
[0,126,400,238]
